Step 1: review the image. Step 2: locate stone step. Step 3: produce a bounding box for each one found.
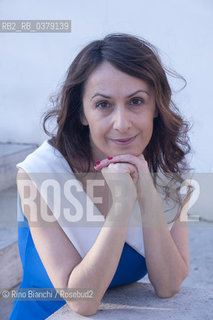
[0,184,23,320]
[0,142,37,192]
[0,283,20,320]
[0,142,38,290]
[0,185,23,291]
[0,242,22,289]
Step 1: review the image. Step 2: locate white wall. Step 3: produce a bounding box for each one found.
[0,0,212,172]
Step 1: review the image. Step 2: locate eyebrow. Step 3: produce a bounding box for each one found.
[91,89,150,101]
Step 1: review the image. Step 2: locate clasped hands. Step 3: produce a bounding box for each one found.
[94,154,161,210]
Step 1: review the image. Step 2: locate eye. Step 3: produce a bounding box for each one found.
[130,98,144,106]
[96,101,111,109]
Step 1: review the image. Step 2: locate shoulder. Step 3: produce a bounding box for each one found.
[16,139,72,174]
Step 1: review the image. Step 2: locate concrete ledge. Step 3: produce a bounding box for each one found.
[0,186,23,290]
[0,142,37,191]
[47,282,213,319]
[0,242,22,289]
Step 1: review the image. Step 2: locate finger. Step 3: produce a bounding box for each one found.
[101,162,136,174]
[94,154,147,172]
[101,163,139,187]
[94,158,114,170]
[106,154,144,167]
[111,154,148,173]
[94,155,137,170]
[95,159,137,175]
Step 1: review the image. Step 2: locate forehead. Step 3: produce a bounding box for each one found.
[83,62,152,97]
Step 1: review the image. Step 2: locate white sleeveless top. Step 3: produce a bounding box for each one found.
[16,139,174,258]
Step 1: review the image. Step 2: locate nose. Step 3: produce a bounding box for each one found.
[112,107,132,132]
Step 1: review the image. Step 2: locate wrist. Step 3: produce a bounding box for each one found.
[105,199,134,227]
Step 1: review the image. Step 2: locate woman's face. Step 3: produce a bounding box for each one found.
[81,62,158,162]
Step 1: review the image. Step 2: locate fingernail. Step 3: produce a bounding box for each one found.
[108,157,113,160]
[94,161,101,166]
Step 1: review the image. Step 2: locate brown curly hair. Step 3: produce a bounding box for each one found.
[42,33,192,222]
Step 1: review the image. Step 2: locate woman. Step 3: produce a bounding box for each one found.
[10,33,192,319]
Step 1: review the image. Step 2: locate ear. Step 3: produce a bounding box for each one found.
[153,106,158,118]
[80,113,89,126]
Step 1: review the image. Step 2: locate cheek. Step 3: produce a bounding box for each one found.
[92,118,109,135]
[90,123,106,140]
[140,118,154,139]
[147,122,154,137]
[139,115,153,130]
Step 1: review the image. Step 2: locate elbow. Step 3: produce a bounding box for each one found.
[73,306,98,316]
[154,266,190,299]
[68,301,99,316]
[79,305,98,316]
[156,283,182,299]
[156,287,180,299]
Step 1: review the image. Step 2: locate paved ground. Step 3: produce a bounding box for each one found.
[140,220,213,290]
[48,283,213,320]
[0,185,213,319]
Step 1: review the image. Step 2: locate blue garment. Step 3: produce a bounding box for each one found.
[10,194,147,319]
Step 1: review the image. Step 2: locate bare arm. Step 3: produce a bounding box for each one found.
[17,168,135,316]
[67,202,133,315]
[138,175,190,298]
[87,154,191,299]
[84,154,191,299]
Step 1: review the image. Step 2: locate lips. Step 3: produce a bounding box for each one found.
[110,134,138,145]
[112,135,137,142]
